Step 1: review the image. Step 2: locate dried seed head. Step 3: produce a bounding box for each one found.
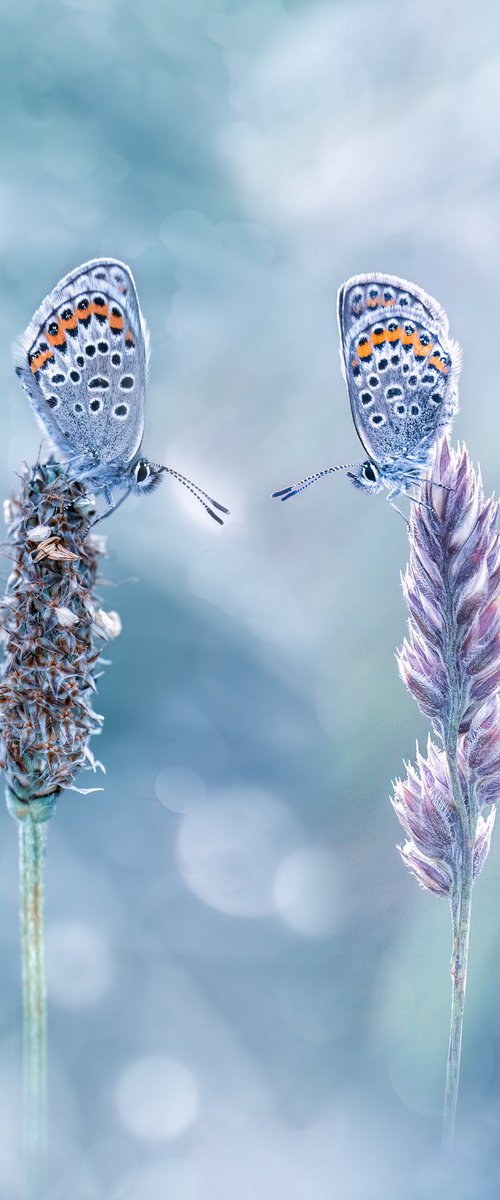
[0,463,120,821]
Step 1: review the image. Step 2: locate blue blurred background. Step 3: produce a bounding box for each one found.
[1,0,500,1196]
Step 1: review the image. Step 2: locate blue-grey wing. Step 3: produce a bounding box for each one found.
[337,273,461,465]
[14,258,149,468]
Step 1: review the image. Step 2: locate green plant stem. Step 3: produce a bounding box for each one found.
[442,747,476,1154]
[19,811,48,1199]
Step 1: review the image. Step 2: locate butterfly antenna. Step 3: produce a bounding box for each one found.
[271,464,357,501]
[161,467,229,525]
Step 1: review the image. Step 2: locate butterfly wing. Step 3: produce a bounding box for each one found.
[337,273,461,467]
[14,258,149,469]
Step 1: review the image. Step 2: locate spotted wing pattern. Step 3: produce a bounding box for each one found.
[337,273,461,467]
[14,258,149,468]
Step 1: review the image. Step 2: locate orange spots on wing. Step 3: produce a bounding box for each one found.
[365,294,396,310]
[46,321,67,348]
[124,328,135,345]
[429,355,449,374]
[351,322,447,372]
[31,348,54,374]
[415,339,432,356]
[61,312,79,331]
[109,311,124,331]
[89,301,109,319]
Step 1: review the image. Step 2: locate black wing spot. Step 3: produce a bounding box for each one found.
[47,396,59,409]
[378,358,388,371]
[89,398,103,413]
[76,355,84,367]
[120,375,134,390]
[88,377,110,389]
[111,352,121,367]
[97,341,109,353]
[368,375,379,387]
[85,344,96,357]
[370,413,385,426]
[51,373,65,384]
[74,402,83,414]
[113,403,128,419]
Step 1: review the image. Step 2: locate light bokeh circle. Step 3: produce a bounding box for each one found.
[115,1055,199,1141]
[46,920,113,1007]
[272,847,341,936]
[176,787,299,916]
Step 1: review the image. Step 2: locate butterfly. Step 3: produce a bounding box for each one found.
[14,258,229,524]
[272,273,461,510]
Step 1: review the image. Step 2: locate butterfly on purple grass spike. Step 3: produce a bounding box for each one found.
[272,273,461,512]
[14,258,229,525]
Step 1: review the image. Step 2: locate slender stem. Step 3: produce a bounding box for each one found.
[442,747,476,1154]
[19,813,48,1199]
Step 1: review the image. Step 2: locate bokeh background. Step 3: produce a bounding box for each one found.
[0,0,500,1196]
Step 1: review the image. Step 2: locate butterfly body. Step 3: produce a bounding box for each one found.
[15,258,228,523]
[272,272,461,509]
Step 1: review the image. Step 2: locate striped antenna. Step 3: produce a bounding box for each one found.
[271,464,358,501]
[161,467,229,525]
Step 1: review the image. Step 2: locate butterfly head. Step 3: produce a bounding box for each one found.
[347,460,384,494]
[128,458,165,495]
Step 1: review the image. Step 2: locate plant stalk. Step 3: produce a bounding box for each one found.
[18,809,49,1199]
[442,746,476,1154]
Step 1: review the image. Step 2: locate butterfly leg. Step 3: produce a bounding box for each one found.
[385,486,410,525]
[90,487,129,526]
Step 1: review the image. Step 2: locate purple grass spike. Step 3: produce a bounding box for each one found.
[391,436,500,1154]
